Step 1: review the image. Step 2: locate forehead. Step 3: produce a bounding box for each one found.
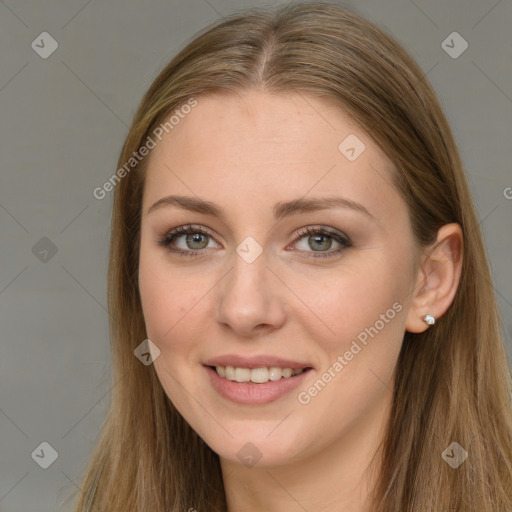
[142,90,404,224]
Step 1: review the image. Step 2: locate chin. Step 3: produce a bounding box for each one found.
[202,428,312,469]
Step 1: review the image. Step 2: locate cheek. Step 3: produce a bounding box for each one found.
[138,255,224,398]
[289,265,407,436]
[138,251,200,343]
[293,258,408,338]
[140,294,202,349]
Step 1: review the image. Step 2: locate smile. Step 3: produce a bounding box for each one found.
[213,365,307,384]
[204,365,314,405]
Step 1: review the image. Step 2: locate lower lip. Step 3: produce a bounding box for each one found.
[204,365,313,405]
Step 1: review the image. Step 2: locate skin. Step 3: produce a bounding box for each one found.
[138,90,463,512]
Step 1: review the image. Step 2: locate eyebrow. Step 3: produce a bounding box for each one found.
[146,195,373,220]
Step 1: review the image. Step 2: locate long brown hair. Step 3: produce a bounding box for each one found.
[66,2,512,511]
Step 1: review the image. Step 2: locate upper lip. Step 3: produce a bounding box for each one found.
[203,355,313,370]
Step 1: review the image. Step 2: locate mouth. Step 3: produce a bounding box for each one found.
[203,363,314,405]
[209,365,313,384]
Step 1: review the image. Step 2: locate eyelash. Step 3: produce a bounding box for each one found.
[156,224,352,259]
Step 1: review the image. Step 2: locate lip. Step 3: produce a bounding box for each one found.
[204,365,313,405]
[203,354,313,370]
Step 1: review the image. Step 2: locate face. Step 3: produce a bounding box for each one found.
[138,90,420,468]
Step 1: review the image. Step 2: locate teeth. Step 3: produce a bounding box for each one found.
[215,365,305,384]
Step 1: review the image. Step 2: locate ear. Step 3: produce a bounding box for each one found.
[405,223,463,333]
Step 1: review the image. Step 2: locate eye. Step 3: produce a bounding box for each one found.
[291,226,351,258]
[157,225,220,257]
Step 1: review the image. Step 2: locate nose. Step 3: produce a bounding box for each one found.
[215,250,287,338]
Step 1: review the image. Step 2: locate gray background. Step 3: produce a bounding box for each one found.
[0,1,511,511]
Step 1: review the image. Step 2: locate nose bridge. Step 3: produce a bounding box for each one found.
[215,245,286,335]
[227,231,269,291]
[224,247,270,309]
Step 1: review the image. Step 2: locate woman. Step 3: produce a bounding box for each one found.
[69,2,512,511]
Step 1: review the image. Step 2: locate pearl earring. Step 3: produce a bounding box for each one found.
[423,314,435,326]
